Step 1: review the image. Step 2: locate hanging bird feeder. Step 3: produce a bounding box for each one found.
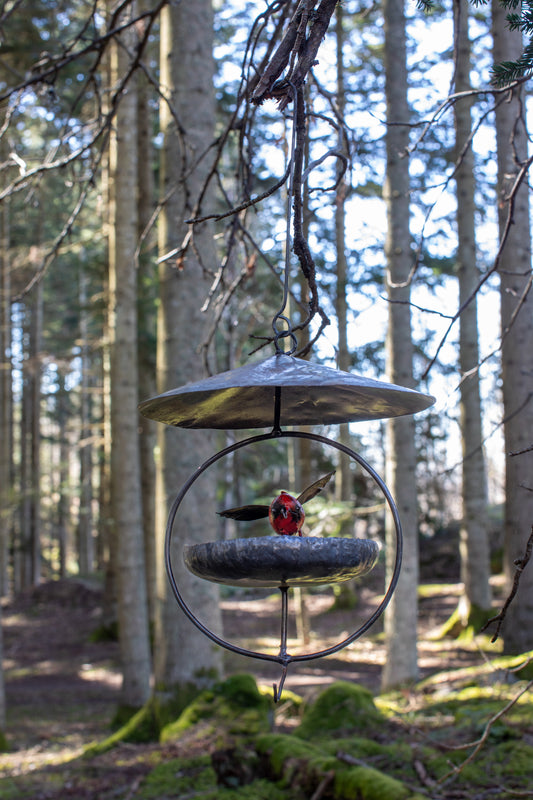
[140,358,434,700]
[140,81,435,702]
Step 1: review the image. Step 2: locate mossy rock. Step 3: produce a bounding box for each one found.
[325,736,415,777]
[256,733,337,795]
[333,765,411,800]
[256,732,417,800]
[161,674,272,743]
[295,681,383,739]
[256,733,327,775]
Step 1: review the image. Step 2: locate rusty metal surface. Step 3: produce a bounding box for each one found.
[139,353,435,429]
[183,535,380,588]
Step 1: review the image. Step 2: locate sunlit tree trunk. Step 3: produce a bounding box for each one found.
[155,0,223,692]
[136,14,157,624]
[108,5,152,706]
[382,0,419,689]
[335,2,352,503]
[99,3,117,630]
[492,1,533,653]
[453,0,491,623]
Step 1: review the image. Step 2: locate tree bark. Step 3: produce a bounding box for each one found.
[78,268,94,576]
[335,2,352,503]
[0,147,9,730]
[0,170,12,596]
[154,0,223,691]
[492,1,533,653]
[453,0,492,619]
[109,4,152,707]
[381,0,419,689]
[136,13,158,624]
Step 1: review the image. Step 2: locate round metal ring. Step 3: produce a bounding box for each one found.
[165,429,402,669]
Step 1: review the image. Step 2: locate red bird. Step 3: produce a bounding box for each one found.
[218,471,335,536]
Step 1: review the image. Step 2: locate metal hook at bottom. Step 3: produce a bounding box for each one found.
[273,663,289,703]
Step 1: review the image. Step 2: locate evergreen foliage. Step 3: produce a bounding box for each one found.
[491,0,533,83]
[418,0,533,83]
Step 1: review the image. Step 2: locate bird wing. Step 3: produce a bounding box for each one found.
[297,470,336,505]
[217,504,270,521]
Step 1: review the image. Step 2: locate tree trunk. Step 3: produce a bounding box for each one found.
[453,0,492,622]
[492,1,533,653]
[335,2,352,503]
[78,269,94,576]
[136,16,158,624]
[30,277,42,586]
[108,5,152,707]
[0,148,9,732]
[0,175,12,596]
[56,373,69,578]
[154,0,223,692]
[381,0,419,689]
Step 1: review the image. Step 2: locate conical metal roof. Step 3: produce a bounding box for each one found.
[139,354,434,430]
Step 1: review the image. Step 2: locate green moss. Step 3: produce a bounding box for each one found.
[256,733,324,775]
[334,766,410,800]
[325,736,414,776]
[218,673,272,709]
[161,674,271,743]
[296,681,383,739]
[84,700,161,756]
[420,737,533,791]
[136,755,216,798]
[0,731,8,753]
[437,603,495,641]
[216,778,289,799]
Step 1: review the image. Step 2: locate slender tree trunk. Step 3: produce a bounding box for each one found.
[453,0,491,622]
[492,2,533,653]
[0,150,9,731]
[381,0,419,689]
[30,278,42,585]
[155,0,223,691]
[109,5,152,706]
[56,373,69,578]
[0,177,12,596]
[19,281,42,589]
[136,16,158,624]
[335,2,352,503]
[78,269,94,575]
[99,55,116,626]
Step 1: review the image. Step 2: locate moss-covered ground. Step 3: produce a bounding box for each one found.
[2,578,533,799]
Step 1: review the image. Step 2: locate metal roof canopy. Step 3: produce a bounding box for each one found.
[138,353,435,429]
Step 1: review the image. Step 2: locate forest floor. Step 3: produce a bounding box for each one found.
[0,572,531,799]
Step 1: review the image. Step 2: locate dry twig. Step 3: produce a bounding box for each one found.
[481,526,533,642]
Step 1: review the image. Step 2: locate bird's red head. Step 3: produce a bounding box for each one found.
[268,491,305,536]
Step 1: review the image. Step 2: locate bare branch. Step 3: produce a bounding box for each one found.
[481,526,533,643]
[438,679,533,786]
